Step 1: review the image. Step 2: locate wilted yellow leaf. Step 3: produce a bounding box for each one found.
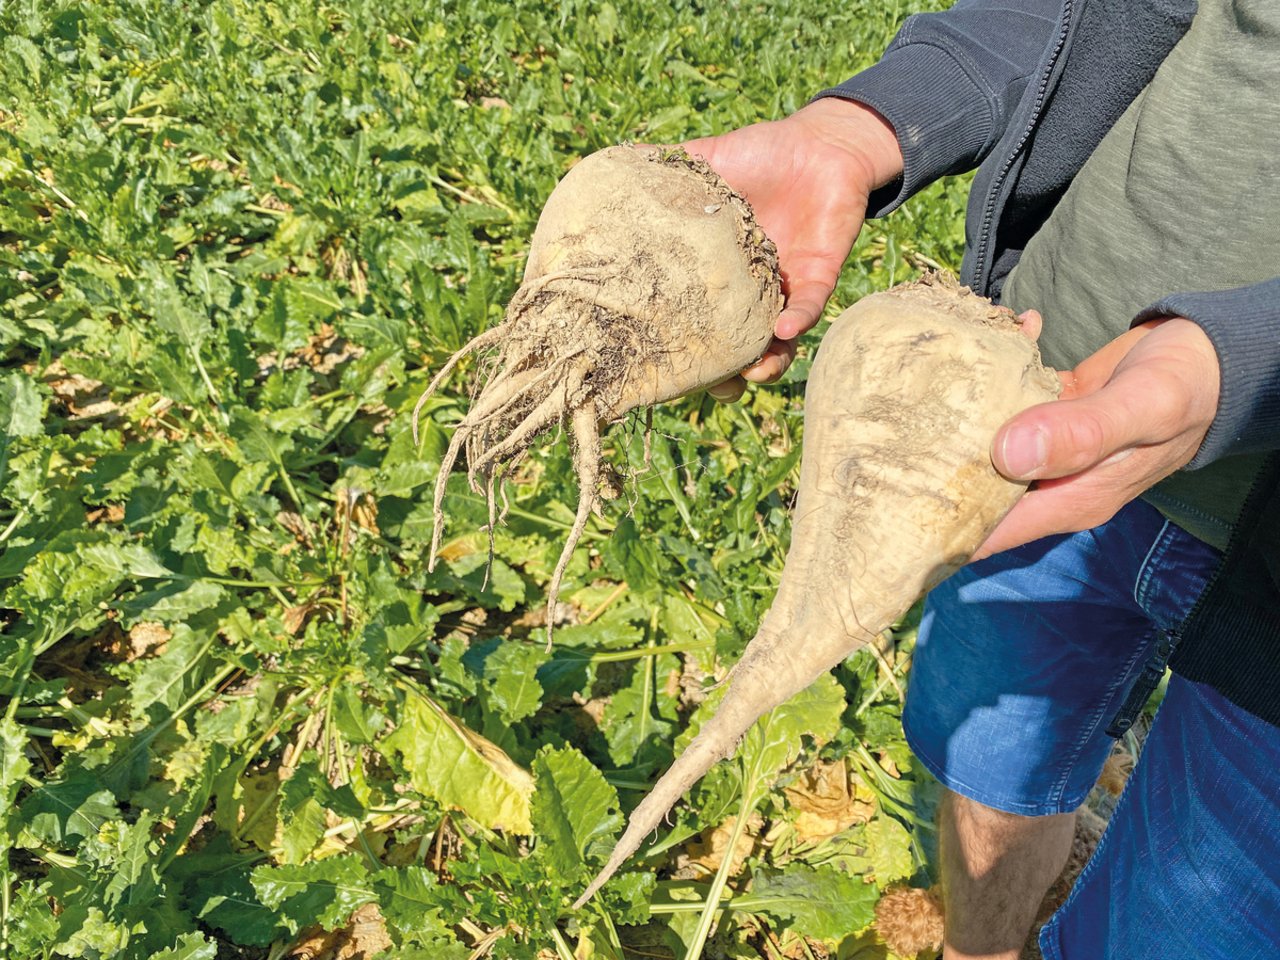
[382,690,534,835]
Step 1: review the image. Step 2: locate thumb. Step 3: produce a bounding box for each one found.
[776,278,836,340]
[992,369,1163,481]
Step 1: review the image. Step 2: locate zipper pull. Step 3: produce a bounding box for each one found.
[1105,628,1180,739]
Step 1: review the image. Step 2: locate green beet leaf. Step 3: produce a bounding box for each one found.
[483,640,549,725]
[382,690,533,834]
[372,866,454,944]
[735,863,877,942]
[738,671,847,800]
[865,813,916,886]
[0,370,42,438]
[531,745,623,876]
[20,774,118,844]
[151,932,218,960]
[250,854,375,933]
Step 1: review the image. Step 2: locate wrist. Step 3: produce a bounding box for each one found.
[793,97,904,192]
[1157,316,1222,434]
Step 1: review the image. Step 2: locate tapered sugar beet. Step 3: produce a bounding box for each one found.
[574,275,1060,907]
[415,146,783,631]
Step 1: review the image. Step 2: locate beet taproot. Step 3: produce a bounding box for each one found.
[574,274,1060,907]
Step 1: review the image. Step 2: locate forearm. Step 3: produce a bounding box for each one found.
[814,0,1068,215]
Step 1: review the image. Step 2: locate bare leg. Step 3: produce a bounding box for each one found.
[940,790,1075,960]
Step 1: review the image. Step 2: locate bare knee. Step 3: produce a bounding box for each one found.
[944,789,1076,833]
[941,790,1076,879]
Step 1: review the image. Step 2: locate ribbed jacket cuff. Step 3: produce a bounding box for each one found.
[1135,278,1280,468]
[813,44,993,218]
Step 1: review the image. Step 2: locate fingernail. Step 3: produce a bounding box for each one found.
[707,383,744,403]
[999,424,1048,480]
[741,360,779,384]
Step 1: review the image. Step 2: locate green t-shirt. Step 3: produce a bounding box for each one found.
[1000,0,1280,549]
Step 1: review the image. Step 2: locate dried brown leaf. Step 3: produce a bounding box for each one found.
[277,510,310,541]
[85,504,126,524]
[127,622,172,659]
[679,813,762,878]
[283,603,321,636]
[783,758,875,842]
[287,905,391,960]
[46,367,118,421]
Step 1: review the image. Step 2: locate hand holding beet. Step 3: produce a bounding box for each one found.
[414,145,783,634]
[413,134,1062,910]
[576,277,1059,906]
[682,97,905,396]
[976,315,1221,559]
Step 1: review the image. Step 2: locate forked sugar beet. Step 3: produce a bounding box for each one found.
[574,275,1060,907]
[414,145,782,628]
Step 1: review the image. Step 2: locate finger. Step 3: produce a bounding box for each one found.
[707,375,747,403]
[970,488,1063,561]
[776,278,835,339]
[971,472,1131,561]
[992,366,1179,481]
[741,338,797,384]
[1015,309,1042,342]
[1070,323,1157,394]
[972,485,1076,560]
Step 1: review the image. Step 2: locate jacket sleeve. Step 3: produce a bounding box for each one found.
[813,0,1067,217]
[1134,278,1280,468]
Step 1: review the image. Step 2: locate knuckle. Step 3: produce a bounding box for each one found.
[1058,410,1113,471]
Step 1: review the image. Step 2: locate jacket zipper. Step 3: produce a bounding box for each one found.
[971,0,1075,292]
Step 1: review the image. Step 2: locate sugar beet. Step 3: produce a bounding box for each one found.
[575,275,1060,907]
[415,145,783,628]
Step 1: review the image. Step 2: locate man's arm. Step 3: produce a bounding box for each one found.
[682,99,904,393]
[977,276,1280,557]
[1135,278,1280,467]
[814,0,1068,216]
[686,0,1070,389]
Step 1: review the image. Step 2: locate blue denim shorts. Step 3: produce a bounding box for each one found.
[905,498,1280,958]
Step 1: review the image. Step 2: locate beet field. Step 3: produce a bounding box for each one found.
[0,2,1035,957]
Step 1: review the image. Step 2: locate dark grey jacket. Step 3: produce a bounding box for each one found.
[817,0,1280,724]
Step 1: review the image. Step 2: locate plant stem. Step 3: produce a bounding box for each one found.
[449,492,608,541]
[0,507,25,544]
[547,925,576,960]
[588,640,713,664]
[278,467,316,542]
[175,574,324,590]
[682,795,756,960]
[580,581,628,624]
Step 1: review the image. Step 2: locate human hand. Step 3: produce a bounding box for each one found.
[972,315,1221,560]
[681,98,904,401]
